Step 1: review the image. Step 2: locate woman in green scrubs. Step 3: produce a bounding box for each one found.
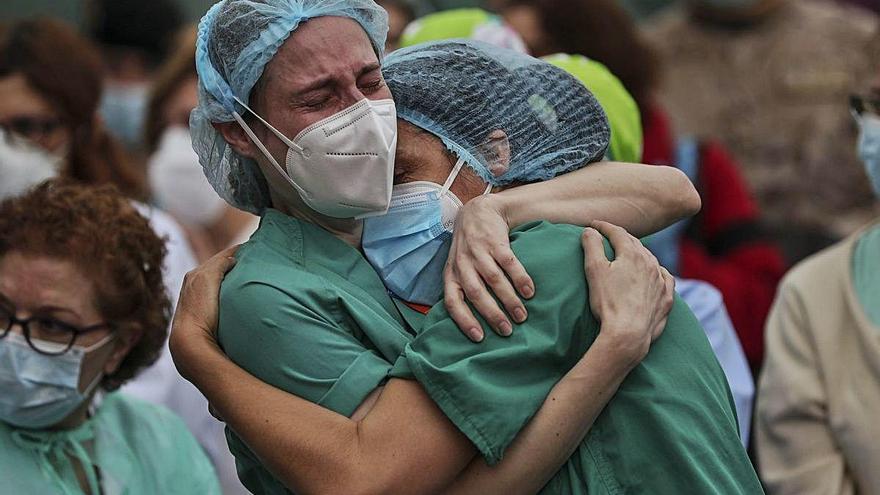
[171,40,760,493]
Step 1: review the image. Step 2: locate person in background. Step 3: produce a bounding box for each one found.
[87,0,184,152]
[499,0,787,372]
[0,179,220,495]
[376,0,416,51]
[399,7,528,53]
[0,17,145,200]
[755,85,880,495]
[0,17,242,493]
[146,25,258,262]
[643,0,880,258]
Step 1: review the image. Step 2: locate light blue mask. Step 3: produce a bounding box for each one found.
[857,114,880,198]
[0,332,112,429]
[99,84,148,149]
[363,158,489,306]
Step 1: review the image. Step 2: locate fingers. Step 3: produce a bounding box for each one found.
[663,267,675,312]
[493,245,534,299]
[582,227,609,278]
[589,220,639,257]
[459,269,513,337]
[207,245,240,273]
[651,315,669,342]
[443,280,485,342]
[474,249,528,324]
[651,268,675,342]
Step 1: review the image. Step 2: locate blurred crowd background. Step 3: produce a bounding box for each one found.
[0,0,878,494]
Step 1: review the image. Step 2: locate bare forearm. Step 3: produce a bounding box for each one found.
[497,163,700,237]
[173,336,362,493]
[172,332,474,494]
[443,334,636,495]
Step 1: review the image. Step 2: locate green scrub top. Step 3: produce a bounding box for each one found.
[218,210,414,494]
[219,212,761,494]
[390,221,763,494]
[0,392,221,495]
[853,222,880,327]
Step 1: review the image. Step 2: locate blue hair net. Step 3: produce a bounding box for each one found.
[191,0,389,214]
[383,40,610,185]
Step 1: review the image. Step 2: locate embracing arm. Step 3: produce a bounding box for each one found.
[443,223,673,495]
[497,162,700,237]
[445,163,696,338]
[175,340,474,495]
[171,223,672,495]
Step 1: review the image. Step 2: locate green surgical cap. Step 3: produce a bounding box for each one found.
[399,8,527,53]
[543,53,643,163]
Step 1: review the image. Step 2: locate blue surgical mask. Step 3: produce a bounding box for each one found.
[0,332,113,429]
[857,114,880,198]
[363,158,489,306]
[99,83,148,149]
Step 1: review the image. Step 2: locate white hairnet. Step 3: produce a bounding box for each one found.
[191,0,388,214]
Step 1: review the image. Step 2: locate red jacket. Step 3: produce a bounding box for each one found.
[644,106,787,371]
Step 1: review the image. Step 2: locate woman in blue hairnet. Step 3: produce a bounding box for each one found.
[172,36,762,493]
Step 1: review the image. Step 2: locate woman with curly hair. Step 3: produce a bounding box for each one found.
[0,180,220,494]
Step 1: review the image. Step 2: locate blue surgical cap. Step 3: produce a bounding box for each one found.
[383,40,610,185]
[191,0,389,214]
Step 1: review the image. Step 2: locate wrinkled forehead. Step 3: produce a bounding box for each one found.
[257,16,379,94]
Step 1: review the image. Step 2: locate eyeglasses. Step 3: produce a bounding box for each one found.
[0,115,63,143]
[0,306,112,356]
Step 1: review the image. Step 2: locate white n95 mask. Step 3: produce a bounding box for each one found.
[232,97,397,219]
[0,129,64,201]
[148,126,227,226]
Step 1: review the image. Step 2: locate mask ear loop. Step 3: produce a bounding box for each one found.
[230,96,310,199]
[440,158,466,196]
[439,157,494,197]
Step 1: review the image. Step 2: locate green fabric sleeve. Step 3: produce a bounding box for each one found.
[218,280,392,418]
[401,222,606,464]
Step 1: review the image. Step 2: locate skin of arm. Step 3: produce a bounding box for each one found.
[171,224,672,495]
[496,162,701,237]
[174,322,642,495]
[436,334,638,494]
